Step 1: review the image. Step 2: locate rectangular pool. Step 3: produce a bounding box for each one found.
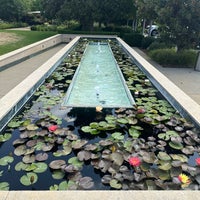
[63,42,135,107]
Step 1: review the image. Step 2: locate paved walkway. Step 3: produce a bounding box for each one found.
[133,48,200,105]
[0,44,66,99]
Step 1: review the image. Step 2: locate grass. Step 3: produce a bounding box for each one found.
[0,30,57,55]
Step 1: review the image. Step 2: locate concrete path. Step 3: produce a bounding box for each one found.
[133,48,200,105]
[0,44,66,99]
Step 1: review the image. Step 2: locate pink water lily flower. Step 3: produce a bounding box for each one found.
[129,156,141,167]
[48,125,58,132]
[196,158,200,165]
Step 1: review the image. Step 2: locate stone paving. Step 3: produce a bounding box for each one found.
[133,48,200,105]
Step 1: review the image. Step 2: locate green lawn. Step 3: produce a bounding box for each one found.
[0,30,57,55]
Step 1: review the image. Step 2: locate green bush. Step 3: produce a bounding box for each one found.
[0,22,27,29]
[122,32,144,47]
[147,41,175,51]
[148,48,197,67]
[141,37,155,49]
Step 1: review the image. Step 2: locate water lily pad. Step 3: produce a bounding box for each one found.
[158,152,171,161]
[0,182,9,190]
[52,170,65,180]
[158,162,172,171]
[15,162,29,171]
[169,141,183,150]
[23,154,36,164]
[26,124,39,131]
[20,172,38,186]
[49,184,59,191]
[35,153,48,161]
[142,152,156,164]
[77,150,91,161]
[72,140,87,149]
[158,170,170,181]
[0,156,14,166]
[25,163,37,171]
[101,175,112,184]
[49,160,66,169]
[129,127,141,139]
[8,120,21,128]
[170,154,188,163]
[0,133,12,142]
[110,152,124,166]
[110,179,122,189]
[53,146,72,157]
[68,157,83,168]
[33,163,48,173]
[117,118,129,124]
[14,145,27,156]
[78,177,94,189]
[59,180,77,190]
[111,132,124,140]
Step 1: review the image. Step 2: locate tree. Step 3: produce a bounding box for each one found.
[135,0,159,35]
[0,0,28,21]
[157,0,200,50]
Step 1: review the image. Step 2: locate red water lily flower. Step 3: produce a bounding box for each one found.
[48,125,58,132]
[196,158,200,165]
[129,156,141,167]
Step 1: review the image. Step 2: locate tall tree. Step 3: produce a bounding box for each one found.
[157,0,200,50]
[0,0,28,21]
[57,0,96,31]
[135,0,159,35]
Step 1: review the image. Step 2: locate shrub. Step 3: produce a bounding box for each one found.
[147,41,175,51]
[141,37,155,49]
[122,32,144,47]
[148,48,197,67]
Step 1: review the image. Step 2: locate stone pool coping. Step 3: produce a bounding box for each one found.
[0,191,200,200]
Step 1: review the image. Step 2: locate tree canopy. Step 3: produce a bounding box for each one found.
[0,0,199,49]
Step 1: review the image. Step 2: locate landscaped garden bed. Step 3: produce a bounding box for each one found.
[0,38,200,191]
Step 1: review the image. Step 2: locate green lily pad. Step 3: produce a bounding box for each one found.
[49,184,59,191]
[68,157,83,168]
[54,146,72,157]
[26,124,39,131]
[15,162,29,171]
[8,120,21,128]
[33,163,48,173]
[0,182,9,190]
[25,163,38,171]
[0,156,14,166]
[59,180,77,190]
[158,162,172,171]
[117,118,129,124]
[20,172,38,186]
[0,133,12,142]
[170,154,188,162]
[129,127,141,139]
[110,179,122,189]
[157,152,171,161]
[111,132,124,140]
[52,170,65,180]
[169,141,183,150]
[158,170,170,181]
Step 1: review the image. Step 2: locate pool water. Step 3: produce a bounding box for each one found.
[63,42,135,108]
